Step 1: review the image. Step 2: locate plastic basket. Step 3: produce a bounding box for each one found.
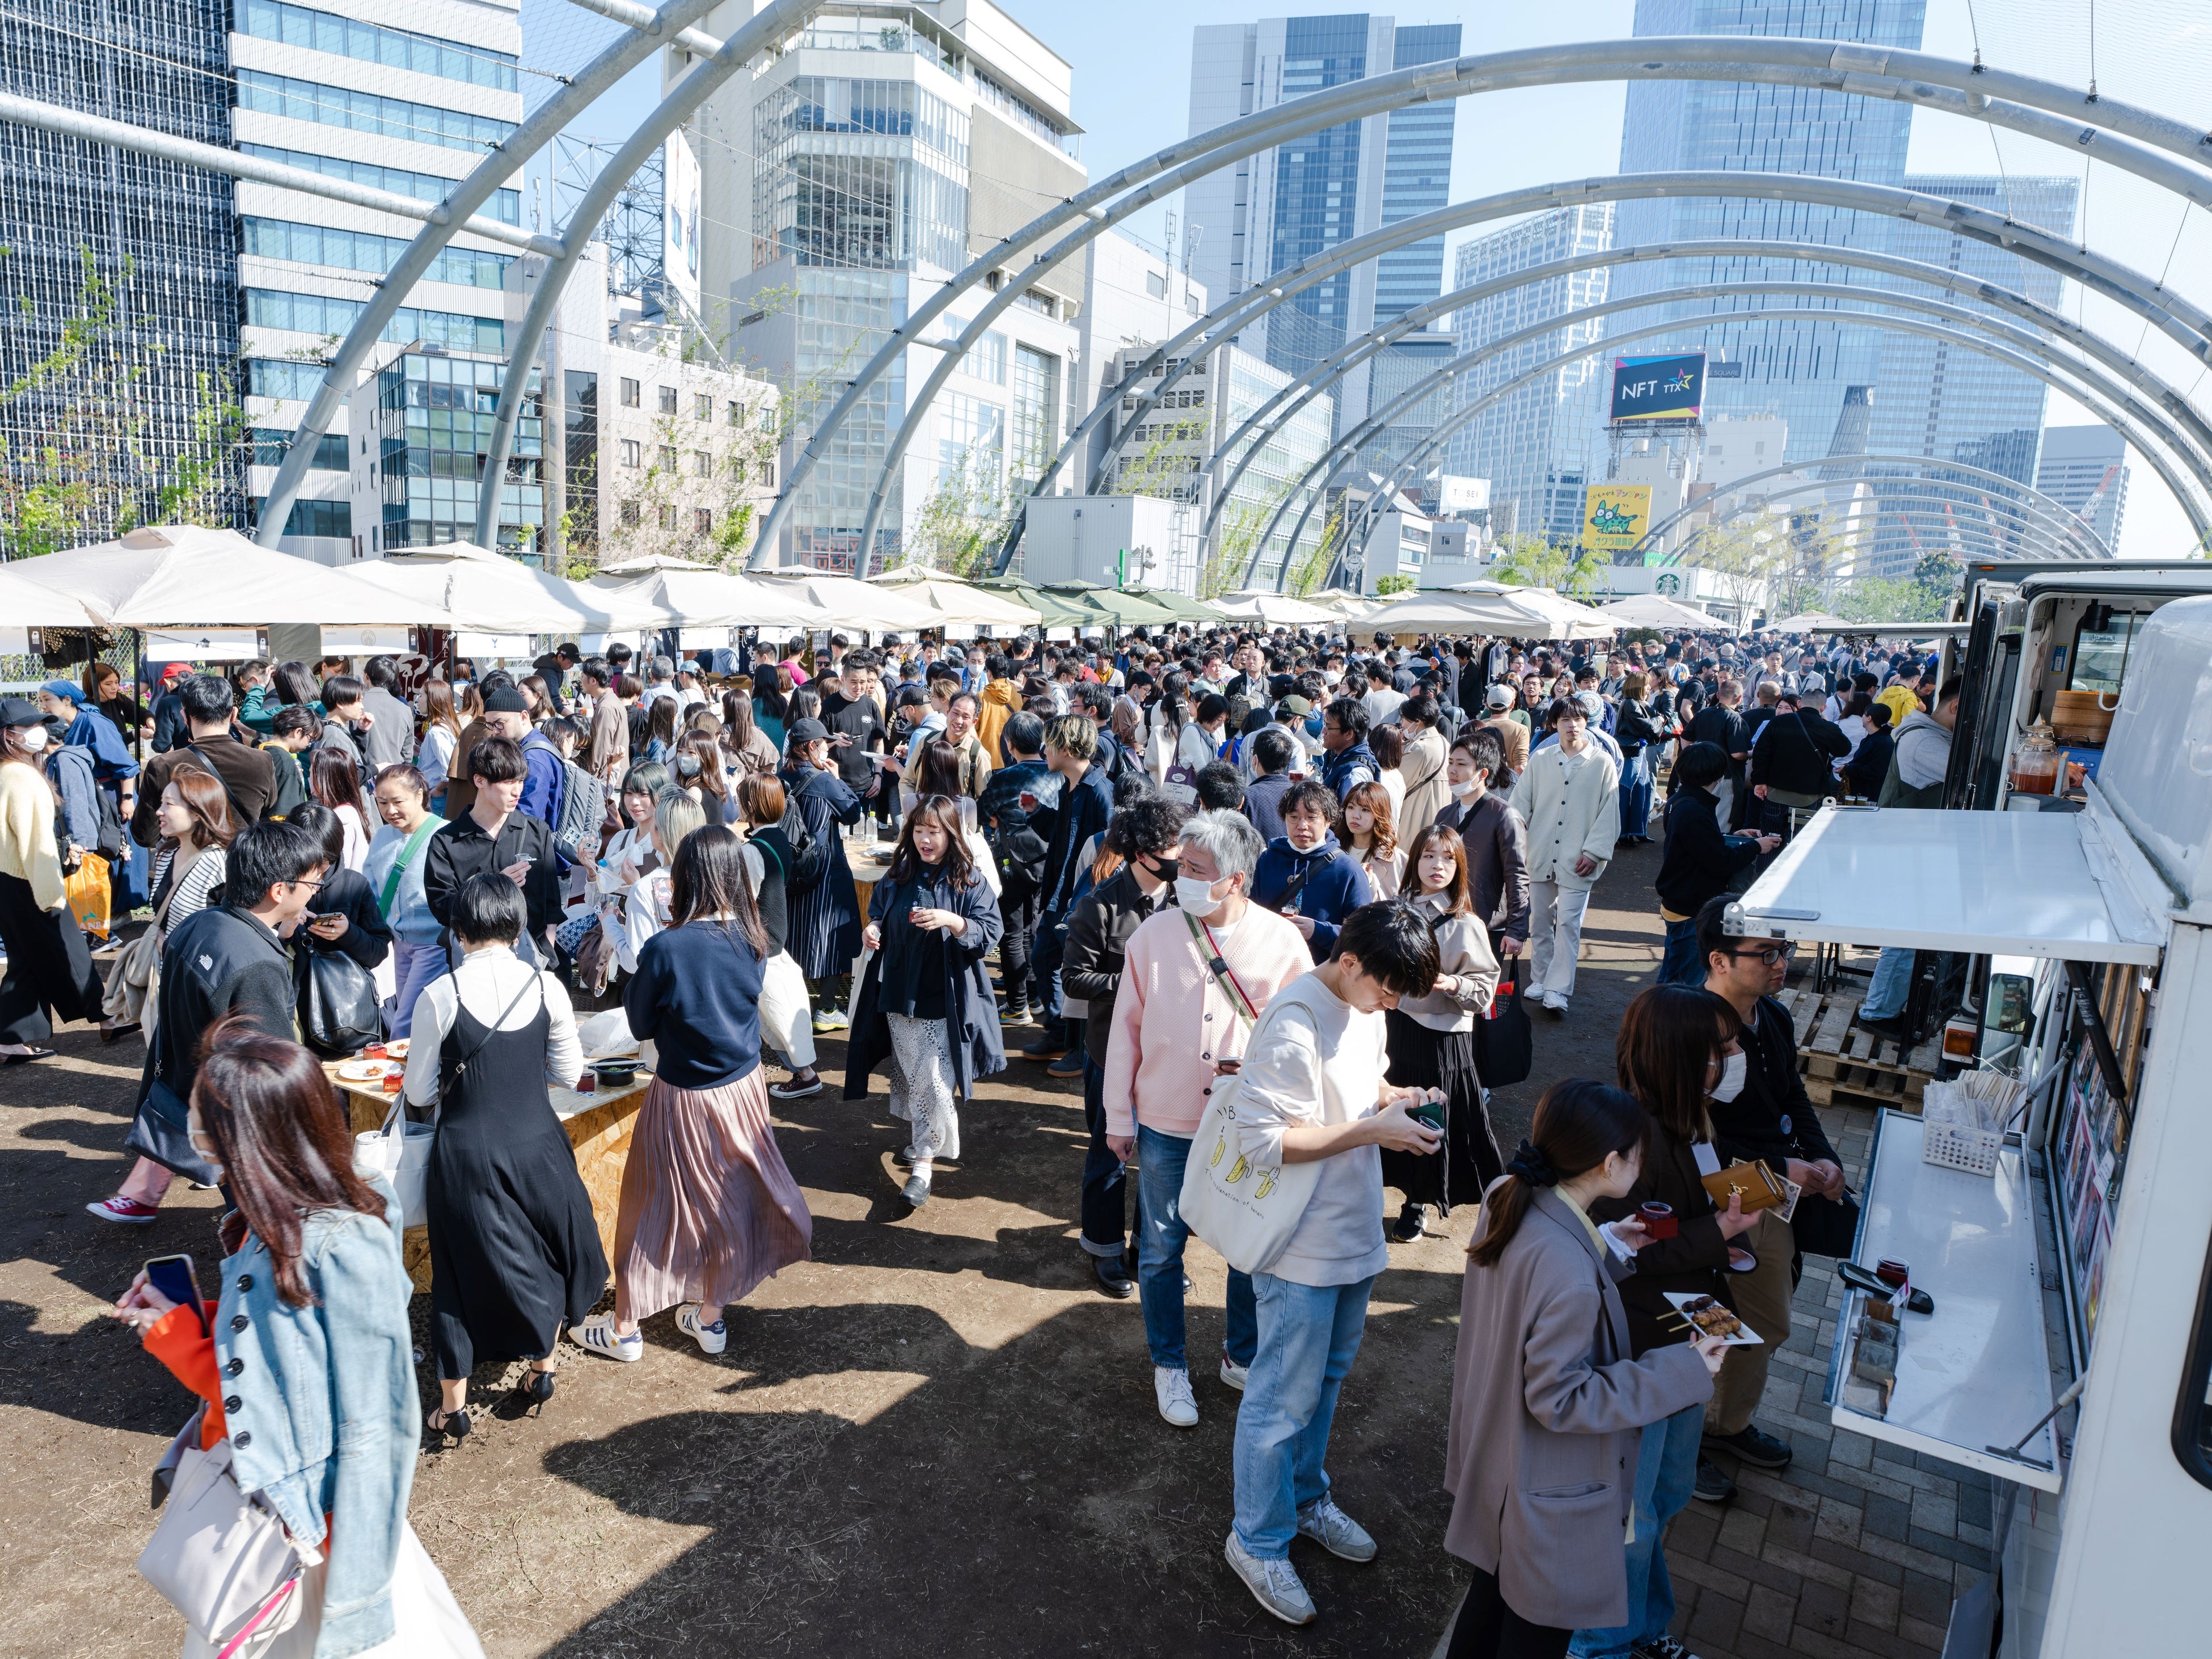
[1921,1118,2002,1176]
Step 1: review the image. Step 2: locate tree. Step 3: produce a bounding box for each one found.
[1,248,246,560]
[1374,573,1416,596]
[1489,534,1608,599]
[900,450,1015,578]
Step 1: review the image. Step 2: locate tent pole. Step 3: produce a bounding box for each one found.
[131,630,142,763]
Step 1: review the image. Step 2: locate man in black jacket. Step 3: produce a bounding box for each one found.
[1840,702,1894,799]
[1061,796,1184,1298]
[1695,896,1848,1485]
[1654,744,1778,984]
[93,820,328,1223]
[1685,683,1750,829]
[423,736,563,964]
[1747,691,1851,837]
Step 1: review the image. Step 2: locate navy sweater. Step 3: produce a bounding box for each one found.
[625,919,766,1090]
[1251,833,1373,962]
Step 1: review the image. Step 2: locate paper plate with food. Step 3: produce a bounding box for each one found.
[336,1058,397,1084]
[1662,1291,1763,1345]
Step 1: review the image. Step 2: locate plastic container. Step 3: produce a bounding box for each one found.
[2010,719,2061,796]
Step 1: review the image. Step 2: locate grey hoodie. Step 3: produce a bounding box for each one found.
[1891,709,1952,792]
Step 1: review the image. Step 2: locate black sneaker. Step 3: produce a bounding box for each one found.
[1019,1037,1069,1061]
[1703,1422,1793,1470]
[1390,1202,1427,1243]
[1691,1456,1737,1504]
[1092,1255,1135,1299]
[1634,1637,1702,1659]
[1855,1011,1910,1040]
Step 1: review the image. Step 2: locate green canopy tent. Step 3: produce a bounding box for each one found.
[1038,581,1184,630]
[973,577,1092,631]
[1116,585,1219,626]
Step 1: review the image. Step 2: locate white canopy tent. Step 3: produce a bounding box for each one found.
[1445,581,1616,640]
[748,571,936,637]
[866,565,1042,631]
[1767,611,1856,634]
[1211,590,1338,628]
[3,525,453,627]
[0,563,104,628]
[588,565,831,634]
[1593,593,1730,631]
[349,541,669,634]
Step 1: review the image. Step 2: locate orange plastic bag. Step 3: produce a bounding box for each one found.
[65,851,111,941]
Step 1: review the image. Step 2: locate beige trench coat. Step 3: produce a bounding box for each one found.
[1442,1187,1712,1630]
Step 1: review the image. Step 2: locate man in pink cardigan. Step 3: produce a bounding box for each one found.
[1104,808,1314,1430]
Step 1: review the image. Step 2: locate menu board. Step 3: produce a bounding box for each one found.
[2053,985,2138,1360]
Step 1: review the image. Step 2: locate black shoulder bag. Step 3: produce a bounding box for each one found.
[1472,957,1534,1087]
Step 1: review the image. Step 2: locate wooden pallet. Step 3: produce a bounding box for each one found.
[1774,985,1944,1112]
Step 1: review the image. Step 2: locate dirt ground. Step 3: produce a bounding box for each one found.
[0,845,1668,1658]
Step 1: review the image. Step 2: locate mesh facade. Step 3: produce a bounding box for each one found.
[0,0,242,558]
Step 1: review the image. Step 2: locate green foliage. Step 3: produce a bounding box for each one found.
[901,451,1015,579]
[1489,534,1607,599]
[1373,573,1416,596]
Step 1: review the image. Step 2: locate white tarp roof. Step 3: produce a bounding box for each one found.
[866,567,1042,628]
[1594,593,1726,631]
[1767,611,1855,633]
[0,563,103,627]
[749,571,935,635]
[1212,590,1337,627]
[588,567,830,631]
[351,543,670,632]
[1364,585,1611,640]
[4,524,454,627]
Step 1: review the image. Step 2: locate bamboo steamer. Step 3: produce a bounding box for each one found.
[2051,688,2116,746]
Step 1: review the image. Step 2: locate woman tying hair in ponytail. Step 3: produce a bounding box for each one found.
[1440,1079,1728,1659]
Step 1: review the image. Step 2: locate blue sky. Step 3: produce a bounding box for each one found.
[519,0,2212,557]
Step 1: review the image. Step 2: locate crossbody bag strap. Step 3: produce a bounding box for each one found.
[1183,910,1260,1028]
[378,818,439,916]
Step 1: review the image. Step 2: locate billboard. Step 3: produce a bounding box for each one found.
[1582,483,1653,551]
[663,132,702,314]
[1437,474,1489,514]
[1611,352,1706,423]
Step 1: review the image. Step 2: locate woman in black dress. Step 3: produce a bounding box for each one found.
[778,717,864,1031]
[401,873,606,1440]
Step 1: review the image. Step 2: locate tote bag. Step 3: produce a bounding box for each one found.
[1176,995,1325,1277]
[138,1436,318,1658]
[353,1093,434,1230]
[1472,959,1534,1087]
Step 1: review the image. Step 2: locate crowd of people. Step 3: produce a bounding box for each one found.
[0,613,1952,1655]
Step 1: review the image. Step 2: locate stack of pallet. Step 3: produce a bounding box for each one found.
[1776,983,1945,1111]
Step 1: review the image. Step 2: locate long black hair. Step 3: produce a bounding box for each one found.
[669,823,769,957]
[1468,1078,1648,1268]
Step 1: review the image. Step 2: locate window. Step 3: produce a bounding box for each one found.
[694,508,713,534]
[759,459,775,487]
[1146,271,1167,299]
[620,440,641,468]
[236,1,520,92]
[693,450,711,477]
[693,394,711,421]
[620,378,640,408]
[658,504,677,530]
[243,288,503,351]
[246,358,329,401]
[620,500,640,526]
[727,400,745,427]
[658,386,677,415]
[1010,343,1059,489]
[240,218,511,288]
[248,428,348,470]
[657,445,677,472]
[959,329,1008,386]
[1012,289,1054,318]
[234,69,516,155]
[240,146,520,224]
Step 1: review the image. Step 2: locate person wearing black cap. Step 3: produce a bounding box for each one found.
[0,698,105,1065]
[478,685,572,844]
[779,716,867,1029]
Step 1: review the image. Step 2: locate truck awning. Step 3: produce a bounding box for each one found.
[1724,804,2166,965]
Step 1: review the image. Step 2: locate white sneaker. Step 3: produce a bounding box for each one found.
[1154,1366,1199,1428]
[1542,990,1569,1013]
[677,1304,727,1356]
[1219,1354,1249,1392]
[573,1312,642,1363]
[1296,1494,1377,1561]
[1224,1530,1316,1626]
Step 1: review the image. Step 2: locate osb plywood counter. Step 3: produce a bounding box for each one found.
[328,1062,652,1291]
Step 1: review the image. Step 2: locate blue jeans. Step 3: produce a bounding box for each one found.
[1033,911,1069,1045]
[1618,750,1653,839]
[1658,915,1703,986]
[1568,1402,1704,1657]
[1135,1125,1257,1371]
[1860,946,1915,1021]
[1231,1272,1375,1560]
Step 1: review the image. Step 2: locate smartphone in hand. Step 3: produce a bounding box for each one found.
[144,1254,206,1337]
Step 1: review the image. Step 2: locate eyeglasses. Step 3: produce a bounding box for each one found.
[1730,943,1796,966]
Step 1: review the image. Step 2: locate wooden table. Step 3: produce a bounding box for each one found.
[327,1059,653,1292]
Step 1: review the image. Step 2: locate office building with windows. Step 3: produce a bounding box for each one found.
[2036,424,2130,553]
[0,1,240,558]
[233,0,529,560]
[1610,0,1927,476]
[1443,204,1616,547]
[1184,14,1459,457]
[688,1,1087,570]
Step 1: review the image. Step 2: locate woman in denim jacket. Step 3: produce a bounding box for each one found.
[113,1015,481,1657]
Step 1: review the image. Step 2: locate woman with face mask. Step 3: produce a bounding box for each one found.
[1556,985,1761,1659]
[0,697,105,1063]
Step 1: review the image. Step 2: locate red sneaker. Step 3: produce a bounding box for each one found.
[86,1195,161,1225]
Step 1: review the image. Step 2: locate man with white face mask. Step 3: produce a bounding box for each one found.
[1104,810,1311,1429]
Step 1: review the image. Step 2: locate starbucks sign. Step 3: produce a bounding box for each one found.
[1654,572,1682,596]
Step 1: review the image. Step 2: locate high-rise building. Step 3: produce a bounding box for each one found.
[1184,14,1459,461]
[693,1,1088,570]
[1611,1,1927,474]
[2036,425,2130,552]
[1443,205,1616,548]
[0,1,239,558]
[231,0,531,560]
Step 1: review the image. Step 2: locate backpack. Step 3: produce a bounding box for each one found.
[49,745,126,860]
[780,789,828,894]
[553,758,602,859]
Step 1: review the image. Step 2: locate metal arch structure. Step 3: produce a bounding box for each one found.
[468,0,824,547]
[1147,237,2196,572]
[1262,286,2212,594]
[1630,454,2113,562]
[1658,475,2100,564]
[744,39,2212,572]
[1000,170,2212,581]
[1270,310,2206,602]
[1338,298,2212,589]
[245,0,763,547]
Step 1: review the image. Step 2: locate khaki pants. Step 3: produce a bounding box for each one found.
[1706,1210,1794,1436]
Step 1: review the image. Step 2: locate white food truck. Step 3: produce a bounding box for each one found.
[1723,589,2212,1657]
